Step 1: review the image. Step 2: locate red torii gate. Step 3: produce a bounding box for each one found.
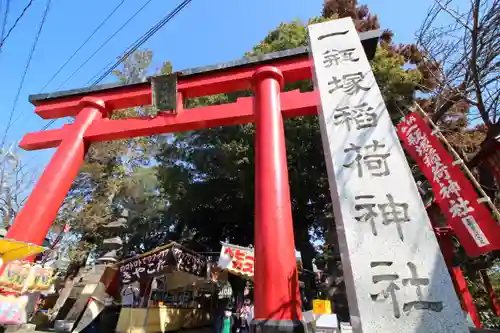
[8,33,381,332]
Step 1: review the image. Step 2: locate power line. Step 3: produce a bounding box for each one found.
[84,59,114,86]
[40,0,193,132]
[0,1,2,42]
[90,0,192,86]
[0,0,11,53]
[1,0,52,146]
[54,0,155,92]
[39,0,126,92]
[0,0,34,52]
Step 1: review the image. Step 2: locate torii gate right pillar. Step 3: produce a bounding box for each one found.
[252,66,304,332]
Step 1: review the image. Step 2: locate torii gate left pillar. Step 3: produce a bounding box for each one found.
[7,33,379,333]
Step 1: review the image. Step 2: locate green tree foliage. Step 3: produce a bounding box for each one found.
[467,269,500,328]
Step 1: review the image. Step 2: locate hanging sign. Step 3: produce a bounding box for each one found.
[172,247,207,277]
[27,265,55,292]
[119,248,174,284]
[151,74,178,112]
[217,243,304,278]
[0,261,33,293]
[218,243,254,278]
[0,261,54,293]
[397,113,500,256]
[118,244,208,284]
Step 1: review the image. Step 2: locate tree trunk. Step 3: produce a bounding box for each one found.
[64,241,92,282]
[64,258,87,282]
[228,273,246,310]
[478,164,498,201]
[296,239,316,311]
[323,217,349,321]
[468,126,500,168]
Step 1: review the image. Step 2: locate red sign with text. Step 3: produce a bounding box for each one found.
[397,113,500,256]
[219,245,254,277]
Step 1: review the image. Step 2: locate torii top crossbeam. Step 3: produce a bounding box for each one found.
[8,28,379,333]
[21,30,379,150]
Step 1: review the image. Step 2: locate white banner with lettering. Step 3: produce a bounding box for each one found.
[218,243,254,278]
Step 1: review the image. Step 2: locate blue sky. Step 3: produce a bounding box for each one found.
[0,0,435,179]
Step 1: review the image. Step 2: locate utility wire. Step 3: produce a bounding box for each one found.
[0,0,3,41]
[0,0,34,51]
[0,0,3,50]
[1,0,52,146]
[90,0,192,86]
[40,0,193,131]
[85,59,114,86]
[0,0,11,53]
[39,0,126,92]
[54,0,155,92]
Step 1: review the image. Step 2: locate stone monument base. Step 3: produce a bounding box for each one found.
[250,319,306,333]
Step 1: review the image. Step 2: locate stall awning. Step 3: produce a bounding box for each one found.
[116,242,208,285]
[0,238,47,263]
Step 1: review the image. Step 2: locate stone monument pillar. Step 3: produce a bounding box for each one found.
[308,17,469,333]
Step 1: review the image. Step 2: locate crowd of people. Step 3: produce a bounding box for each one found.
[216,298,254,333]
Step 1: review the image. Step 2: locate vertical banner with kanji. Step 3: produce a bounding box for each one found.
[397,113,500,256]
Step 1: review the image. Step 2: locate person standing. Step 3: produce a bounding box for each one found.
[220,306,234,333]
[248,302,254,324]
[213,299,227,333]
[120,282,140,307]
[238,299,251,333]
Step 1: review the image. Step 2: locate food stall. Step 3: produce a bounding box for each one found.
[115,242,214,333]
[0,238,51,326]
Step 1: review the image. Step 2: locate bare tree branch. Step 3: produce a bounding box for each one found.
[470,0,489,123]
[416,0,499,164]
[0,145,36,228]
